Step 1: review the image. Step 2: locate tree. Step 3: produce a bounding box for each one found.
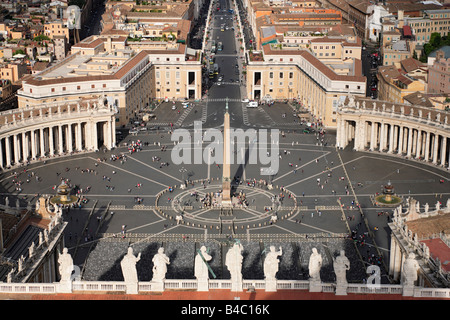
[430,32,441,48]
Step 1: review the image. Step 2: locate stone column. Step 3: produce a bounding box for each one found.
[440,136,447,167]
[0,138,4,169]
[49,126,55,156]
[370,122,376,151]
[380,122,386,151]
[406,127,413,158]
[389,234,402,281]
[393,125,399,151]
[415,130,422,159]
[40,128,45,158]
[13,134,19,165]
[424,131,431,161]
[58,125,64,154]
[111,118,116,148]
[336,118,342,148]
[398,126,404,155]
[388,124,394,153]
[432,133,439,164]
[103,121,110,150]
[22,132,28,162]
[67,124,73,153]
[448,141,450,170]
[31,129,36,160]
[91,121,98,151]
[5,136,11,167]
[412,129,417,156]
[76,123,83,151]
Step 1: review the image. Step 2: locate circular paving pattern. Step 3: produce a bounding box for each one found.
[155,180,297,230]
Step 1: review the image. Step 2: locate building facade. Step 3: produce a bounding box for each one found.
[336,95,450,169]
[16,36,202,126]
[246,45,366,128]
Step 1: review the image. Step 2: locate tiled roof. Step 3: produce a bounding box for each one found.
[261,45,366,82]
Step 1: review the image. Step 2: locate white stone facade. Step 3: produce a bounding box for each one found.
[0,100,116,169]
[336,96,450,169]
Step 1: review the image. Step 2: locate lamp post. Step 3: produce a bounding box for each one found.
[179,166,187,186]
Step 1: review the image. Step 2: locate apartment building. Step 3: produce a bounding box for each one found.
[428,49,450,94]
[382,39,413,66]
[17,36,202,126]
[377,61,427,104]
[44,21,69,40]
[407,9,450,45]
[246,44,366,128]
[309,36,361,61]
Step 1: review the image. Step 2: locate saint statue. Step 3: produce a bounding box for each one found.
[308,248,323,282]
[194,246,212,282]
[333,250,350,286]
[225,242,244,284]
[402,253,420,287]
[263,246,283,281]
[58,248,74,283]
[436,201,441,211]
[152,247,170,282]
[120,247,141,284]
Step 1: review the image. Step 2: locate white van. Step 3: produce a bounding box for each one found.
[247,101,258,108]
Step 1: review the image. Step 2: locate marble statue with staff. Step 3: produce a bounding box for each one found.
[195,245,213,291]
[225,241,244,292]
[308,247,323,292]
[333,250,350,295]
[120,247,141,294]
[264,245,283,292]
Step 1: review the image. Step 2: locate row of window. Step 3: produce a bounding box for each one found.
[269,72,294,79]
[30,83,108,94]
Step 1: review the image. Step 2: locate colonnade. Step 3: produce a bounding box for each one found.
[0,101,116,170]
[336,96,450,169]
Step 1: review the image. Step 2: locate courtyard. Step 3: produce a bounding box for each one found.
[1,121,449,283]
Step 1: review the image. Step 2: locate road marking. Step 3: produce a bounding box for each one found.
[87,156,170,188]
[126,155,182,183]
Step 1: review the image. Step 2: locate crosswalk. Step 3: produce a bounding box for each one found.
[258,107,276,126]
[175,106,194,127]
[201,102,208,123]
[215,82,240,86]
[241,102,250,126]
[203,98,242,102]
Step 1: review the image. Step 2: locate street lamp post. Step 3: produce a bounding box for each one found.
[179,167,187,187]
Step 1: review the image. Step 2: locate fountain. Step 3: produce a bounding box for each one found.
[374,181,402,207]
[49,181,78,206]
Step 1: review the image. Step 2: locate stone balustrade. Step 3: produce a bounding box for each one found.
[0,278,448,298]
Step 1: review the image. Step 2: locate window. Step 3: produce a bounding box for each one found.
[269,72,273,79]
[51,88,55,92]
[63,87,66,91]
[77,86,80,90]
[279,72,283,79]
[289,72,293,79]
[91,84,95,89]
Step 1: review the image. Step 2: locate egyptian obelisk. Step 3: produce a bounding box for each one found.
[222,98,232,207]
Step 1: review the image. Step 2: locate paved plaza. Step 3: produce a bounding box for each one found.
[1,107,449,283]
